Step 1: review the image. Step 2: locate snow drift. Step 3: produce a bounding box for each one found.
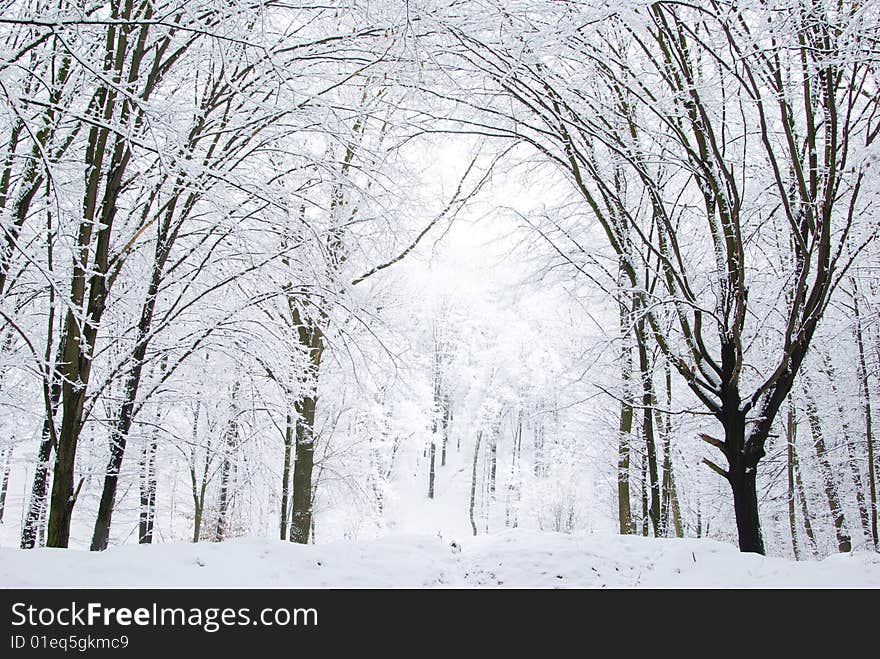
[2,531,877,588]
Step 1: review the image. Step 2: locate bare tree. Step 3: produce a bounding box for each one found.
[440,0,880,553]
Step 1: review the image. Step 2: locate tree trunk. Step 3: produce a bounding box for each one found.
[47,414,81,548]
[729,469,763,554]
[635,316,660,536]
[469,430,482,536]
[21,422,53,548]
[139,426,158,544]
[533,415,545,478]
[441,396,451,467]
[192,477,206,544]
[787,402,801,560]
[290,401,317,543]
[488,429,497,498]
[804,389,851,553]
[427,439,436,499]
[668,464,683,538]
[90,431,128,550]
[189,400,207,543]
[506,410,522,528]
[617,304,634,534]
[0,446,11,523]
[91,198,174,551]
[722,413,764,554]
[280,413,293,540]
[640,455,649,537]
[214,381,241,543]
[795,449,818,557]
[288,304,323,544]
[824,354,872,543]
[853,292,878,549]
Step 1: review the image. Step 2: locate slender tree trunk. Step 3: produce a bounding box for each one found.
[427,440,436,499]
[189,400,207,544]
[91,431,128,550]
[91,200,175,551]
[192,474,207,544]
[0,446,11,523]
[214,381,240,543]
[488,429,497,498]
[787,402,801,560]
[617,302,634,535]
[668,464,683,538]
[804,389,852,552]
[635,317,660,536]
[506,410,522,528]
[469,430,482,536]
[695,499,702,538]
[795,451,818,557]
[441,397,451,467]
[139,430,157,544]
[853,293,879,549]
[824,354,872,543]
[640,454,649,537]
[280,413,293,540]
[533,415,545,478]
[21,421,53,548]
[428,346,439,498]
[214,461,231,542]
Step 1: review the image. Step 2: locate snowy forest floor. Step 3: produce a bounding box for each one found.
[2,531,878,588]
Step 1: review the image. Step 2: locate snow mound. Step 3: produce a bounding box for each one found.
[2,530,878,588]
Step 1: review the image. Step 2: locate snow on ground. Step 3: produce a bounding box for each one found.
[1,530,878,588]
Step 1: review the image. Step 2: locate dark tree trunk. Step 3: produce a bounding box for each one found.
[618,402,633,534]
[853,293,878,549]
[729,467,763,554]
[722,412,765,554]
[91,192,175,551]
[290,406,316,543]
[635,316,660,536]
[91,430,127,551]
[21,422,53,548]
[288,306,323,545]
[191,471,207,544]
[215,458,231,542]
[787,403,801,560]
[47,411,82,548]
[189,399,207,543]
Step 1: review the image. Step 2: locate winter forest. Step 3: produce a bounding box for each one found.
[0,0,879,586]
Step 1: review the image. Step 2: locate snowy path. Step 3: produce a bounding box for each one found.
[1,530,878,588]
